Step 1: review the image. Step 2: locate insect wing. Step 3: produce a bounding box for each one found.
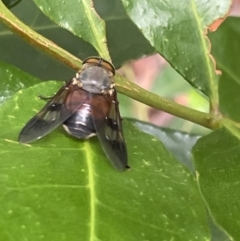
[91,91,128,171]
[19,81,87,143]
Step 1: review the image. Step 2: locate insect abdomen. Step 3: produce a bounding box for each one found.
[63,104,95,139]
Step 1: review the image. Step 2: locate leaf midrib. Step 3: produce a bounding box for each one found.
[191,1,219,106]
[82,0,106,58]
[84,140,96,241]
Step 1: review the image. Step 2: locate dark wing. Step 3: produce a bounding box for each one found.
[19,81,87,143]
[91,90,128,171]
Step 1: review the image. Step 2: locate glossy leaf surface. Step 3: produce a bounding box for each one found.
[0,81,209,241]
[209,17,240,122]
[33,0,110,59]
[121,0,231,104]
[0,1,239,241]
[193,128,240,241]
[0,61,40,104]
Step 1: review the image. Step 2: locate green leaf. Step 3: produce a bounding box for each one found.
[33,0,110,59]
[132,122,233,241]
[0,61,40,104]
[0,1,155,71]
[0,81,210,240]
[93,0,155,67]
[106,18,155,68]
[121,0,230,105]
[93,0,127,21]
[209,17,240,122]
[131,119,200,172]
[193,128,240,240]
[0,0,97,80]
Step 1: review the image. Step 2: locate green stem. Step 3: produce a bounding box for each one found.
[116,75,218,130]
[0,2,220,130]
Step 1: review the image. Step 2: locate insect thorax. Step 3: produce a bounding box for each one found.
[77,66,113,94]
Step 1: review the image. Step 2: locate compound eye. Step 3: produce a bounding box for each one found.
[82,56,115,76]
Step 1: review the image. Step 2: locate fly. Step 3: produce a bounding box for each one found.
[19,57,128,171]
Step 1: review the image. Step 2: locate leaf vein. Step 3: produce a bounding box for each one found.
[84,140,96,241]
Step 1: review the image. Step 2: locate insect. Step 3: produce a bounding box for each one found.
[19,56,128,171]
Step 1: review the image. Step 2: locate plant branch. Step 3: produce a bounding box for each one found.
[116,75,219,130]
[0,2,220,130]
